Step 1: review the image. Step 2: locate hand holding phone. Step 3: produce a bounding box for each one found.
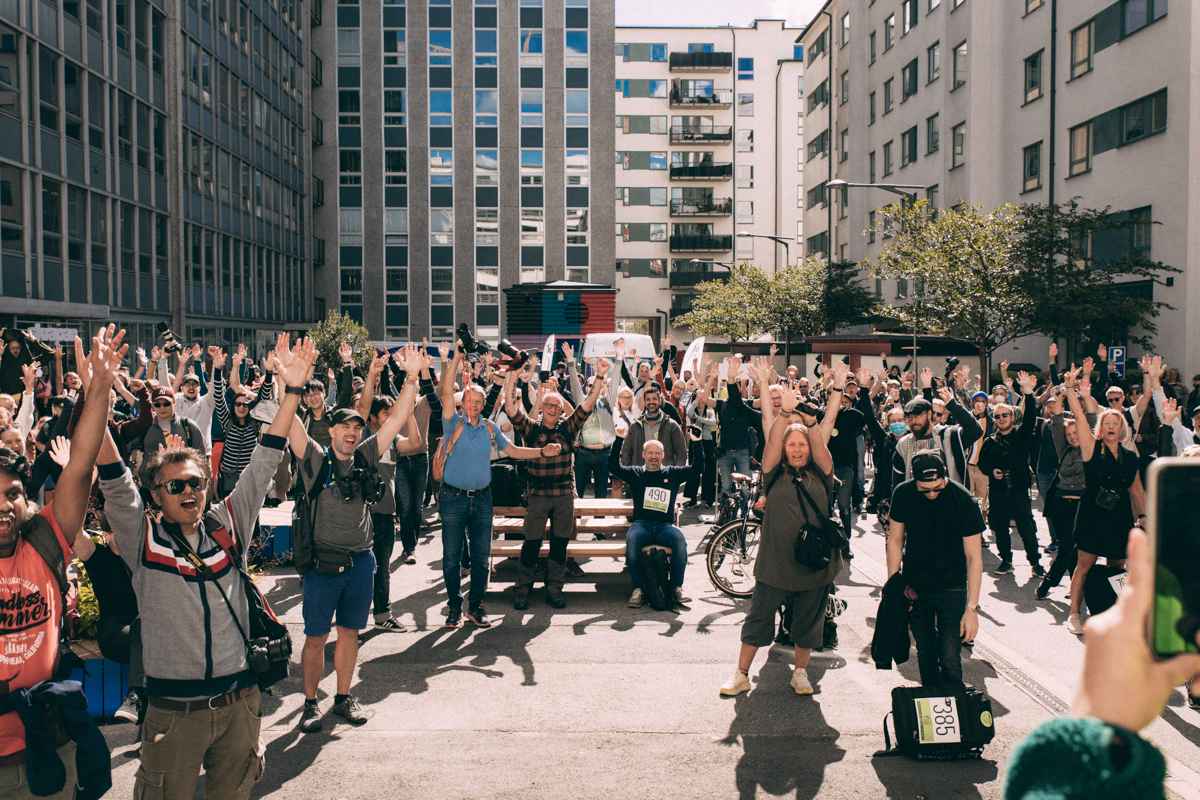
[1146,458,1200,658]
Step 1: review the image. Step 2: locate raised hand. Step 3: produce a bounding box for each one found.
[595,357,611,378]
[1146,355,1165,382]
[661,334,672,351]
[1161,397,1181,428]
[1017,370,1037,394]
[212,349,227,370]
[1064,365,1081,389]
[1097,343,1108,361]
[48,436,71,468]
[920,367,933,389]
[369,353,388,376]
[779,389,799,414]
[1049,342,1058,361]
[276,335,318,388]
[88,325,128,393]
[1078,376,1093,398]
[614,339,626,360]
[938,387,955,405]
[150,346,162,362]
[769,344,778,358]
[339,342,353,364]
[54,343,63,359]
[400,343,423,375]
[561,341,574,361]
[830,360,849,390]
[856,366,873,387]
[1082,356,1095,378]
[21,362,38,393]
[419,348,434,373]
[159,434,186,452]
[136,347,147,364]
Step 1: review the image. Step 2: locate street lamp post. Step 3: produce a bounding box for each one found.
[735,231,790,269]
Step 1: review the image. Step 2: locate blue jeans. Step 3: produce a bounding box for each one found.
[626,520,688,589]
[909,588,967,692]
[574,446,610,499]
[395,453,428,553]
[1036,469,1057,544]
[439,487,494,611]
[719,448,751,513]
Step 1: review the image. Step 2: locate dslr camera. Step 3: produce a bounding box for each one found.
[456,323,491,360]
[247,634,292,675]
[156,321,183,356]
[497,339,532,372]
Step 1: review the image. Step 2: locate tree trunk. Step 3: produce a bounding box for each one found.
[979,341,990,388]
[784,327,791,369]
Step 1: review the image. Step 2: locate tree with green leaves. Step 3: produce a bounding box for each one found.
[763,257,877,363]
[671,262,772,342]
[306,310,375,379]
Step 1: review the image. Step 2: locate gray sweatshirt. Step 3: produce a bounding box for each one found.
[100,436,286,699]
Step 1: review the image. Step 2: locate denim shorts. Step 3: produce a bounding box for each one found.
[301,549,376,636]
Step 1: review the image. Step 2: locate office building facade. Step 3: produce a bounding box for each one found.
[798,0,1198,368]
[310,0,615,344]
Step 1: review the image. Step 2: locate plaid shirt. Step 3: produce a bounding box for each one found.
[510,403,589,496]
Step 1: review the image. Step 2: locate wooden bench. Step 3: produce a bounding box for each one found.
[489,499,647,569]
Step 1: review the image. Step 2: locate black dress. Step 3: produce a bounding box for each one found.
[1073,444,1138,560]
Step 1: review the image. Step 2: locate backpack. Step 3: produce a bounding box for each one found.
[23,513,68,600]
[640,546,673,612]
[489,459,526,507]
[291,447,381,574]
[878,685,996,760]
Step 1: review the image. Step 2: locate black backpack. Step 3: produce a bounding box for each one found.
[878,685,995,760]
[640,546,673,612]
[490,459,526,507]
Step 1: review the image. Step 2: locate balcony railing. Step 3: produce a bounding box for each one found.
[669,124,732,145]
[670,300,695,319]
[312,176,324,206]
[311,113,323,146]
[669,51,733,72]
[310,0,322,26]
[669,234,733,252]
[670,198,732,216]
[311,52,322,87]
[669,269,730,288]
[669,88,733,108]
[313,237,325,266]
[669,162,732,181]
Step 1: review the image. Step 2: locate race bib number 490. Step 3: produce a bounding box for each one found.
[915,696,961,744]
[643,486,671,514]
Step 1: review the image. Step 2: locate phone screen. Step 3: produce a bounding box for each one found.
[1152,461,1200,657]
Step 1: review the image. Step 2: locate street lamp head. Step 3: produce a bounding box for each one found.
[737,231,751,237]
[827,179,848,189]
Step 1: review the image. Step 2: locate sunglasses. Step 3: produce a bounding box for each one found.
[1108,396,1124,402]
[995,413,1012,419]
[153,401,173,408]
[156,476,209,494]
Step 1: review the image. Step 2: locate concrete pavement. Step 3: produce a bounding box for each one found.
[99,502,1200,799]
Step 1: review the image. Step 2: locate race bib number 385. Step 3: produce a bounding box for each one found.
[643,486,671,514]
[915,696,961,744]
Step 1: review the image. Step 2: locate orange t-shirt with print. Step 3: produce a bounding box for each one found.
[0,505,69,757]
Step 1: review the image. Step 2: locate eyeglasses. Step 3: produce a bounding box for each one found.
[994,413,1012,419]
[542,403,562,410]
[153,401,173,408]
[156,476,209,494]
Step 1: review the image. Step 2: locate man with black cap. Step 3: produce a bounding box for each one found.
[891,369,983,493]
[139,385,207,485]
[887,451,984,691]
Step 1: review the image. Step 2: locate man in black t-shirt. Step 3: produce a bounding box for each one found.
[825,390,865,558]
[887,452,984,691]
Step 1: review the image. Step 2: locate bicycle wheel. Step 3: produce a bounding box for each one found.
[706,519,761,598]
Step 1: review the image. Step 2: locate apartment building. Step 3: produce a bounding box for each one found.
[798,0,1199,369]
[311,0,615,344]
[0,0,316,348]
[612,21,803,342]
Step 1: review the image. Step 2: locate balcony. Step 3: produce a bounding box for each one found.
[670,198,732,216]
[669,162,732,181]
[670,298,695,319]
[669,234,733,252]
[669,269,730,289]
[311,52,322,87]
[311,113,323,146]
[311,0,322,26]
[669,88,733,108]
[669,51,733,72]
[669,125,732,145]
[313,237,325,267]
[312,176,324,206]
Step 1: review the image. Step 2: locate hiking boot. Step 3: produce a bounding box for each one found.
[1068,613,1085,635]
[299,702,323,733]
[465,605,492,628]
[545,592,567,609]
[445,609,462,628]
[674,586,691,605]
[513,589,529,610]
[113,689,142,724]
[374,616,407,632]
[331,696,370,725]
[564,559,585,577]
[994,560,1014,575]
[628,588,644,608]
[1031,563,1046,578]
[719,669,751,697]
[790,668,814,695]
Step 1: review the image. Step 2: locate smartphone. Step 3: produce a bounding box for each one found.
[688,425,702,438]
[1146,458,1200,658]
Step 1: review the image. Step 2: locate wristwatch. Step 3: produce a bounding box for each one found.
[970,604,982,612]
[284,385,306,396]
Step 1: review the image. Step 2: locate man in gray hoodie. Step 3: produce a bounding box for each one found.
[98,333,317,800]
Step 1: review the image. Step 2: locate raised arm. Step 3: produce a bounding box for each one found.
[440,343,462,421]
[371,345,421,456]
[229,344,246,394]
[357,353,387,420]
[578,356,610,414]
[53,343,64,397]
[818,362,848,444]
[1064,366,1096,461]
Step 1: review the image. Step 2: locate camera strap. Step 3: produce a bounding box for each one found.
[161,523,256,660]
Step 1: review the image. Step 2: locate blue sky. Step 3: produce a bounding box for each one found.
[614,0,826,29]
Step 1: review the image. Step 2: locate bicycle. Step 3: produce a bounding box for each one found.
[704,472,763,598]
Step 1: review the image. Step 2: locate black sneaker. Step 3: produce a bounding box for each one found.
[465,605,492,628]
[513,590,529,610]
[331,696,370,725]
[299,702,323,733]
[994,560,1014,575]
[1031,563,1046,578]
[445,609,462,628]
[1045,543,1059,554]
[545,591,567,609]
[1035,581,1051,601]
[113,689,143,724]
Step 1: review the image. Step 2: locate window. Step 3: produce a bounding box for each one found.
[338,29,360,66]
[797,185,804,207]
[928,42,940,82]
[806,231,828,258]
[1071,21,1094,78]
[926,185,939,216]
[808,29,827,62]
[869,31,876,64]
[794,44,804,60]
[869,91,876,124]
[883,141,893,175]
[869,151,876,183]
[649,151,667,170]
[902,0,918,34]
[807,181,827,209]
[476,90,498,126]
[1069,121,1092,176]
[901,127,917,167]
[736,201,753,224]
[884,14,895,49]
[952,122,965,167]
[807,129,828,161]
[737,129,753,152]
[1123,0,1167,37]
[1131,207,1152,252]
[902,59,918,100]
[841,13,850,45]
[737,93,754,116]
[1026,0,1042,12]
[736,165,753,188]
[1023,141,1042,191]
[430,149,453,184]
[926,114,939,153]
[953,43,967,87]
[840,71,849,104]
[430,90,453,126]
[1120,90,1167,145]
[839,129,849,162]
[806,79,829,113]
[737,58,753,79]
[797,75,804,98]
[883,78,894,114]
[521,150,544,184]
[1024,51,1043,103]
[520,89,543,125]
[475,29,497,66]
[384,90,406,125]
[930,0,940,8]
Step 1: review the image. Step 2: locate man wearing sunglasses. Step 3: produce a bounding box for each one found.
[98,332,317,800]
[977,371,1043,577]
[887,452,984,692]
[138,386,206,486]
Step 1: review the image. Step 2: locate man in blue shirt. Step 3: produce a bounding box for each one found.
[438,343,563,629]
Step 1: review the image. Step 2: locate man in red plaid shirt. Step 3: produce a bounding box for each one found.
[504,355,610,610]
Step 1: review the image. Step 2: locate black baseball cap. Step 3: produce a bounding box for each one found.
[330,408,366,426]
[912,452,948,481]
[904,398,933,416]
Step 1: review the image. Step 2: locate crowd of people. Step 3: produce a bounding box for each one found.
[0,323,1196,800]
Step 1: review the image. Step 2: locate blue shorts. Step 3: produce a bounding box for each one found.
[301,549,377,636]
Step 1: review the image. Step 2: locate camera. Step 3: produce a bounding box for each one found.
[1094,487,1120,512]
[156,321,183,356]
[497,338,532,371]
[1002,469,1014,492]
[945,356,960,374]
[247,635,292,675]
[334,464,385,505]
[456,323,491,359]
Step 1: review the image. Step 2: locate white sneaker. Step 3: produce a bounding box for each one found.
[1068,613,1085,635]
[720,669,751,696]
[628,588,644,608]
[791,668,814,695]
[674,586,691,605]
